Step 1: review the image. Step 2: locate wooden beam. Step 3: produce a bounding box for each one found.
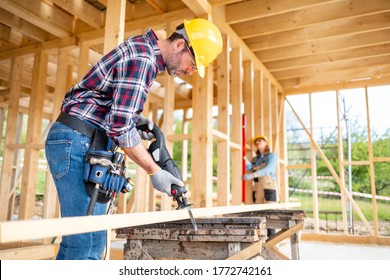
[226,240,262,260]
[0,244,57,260]
[181,0,211,15]
[212,9,283,93]
[0,57,22,221]
[0,202,300,243]
[247,12,390,52]
[302,233,390,246]
[103,0,126,54]
[243,60,254,203]
[226,0,342,24]
[273,54,390,81]
[336,91,349,234]
[216,34,230,206]
[264,43,390,72]
[146,0,168,13]
[52,0,105,29]
[0,36,77,61]
[257,29,390,63]
[191,67,214,208]
[18,51,48,220]
[365,87,379,237]
[0,0,74,37]
[283,75,390,95]
[0,8,49,42]
[232,0,390,39]
[230,47,243,205]
[161,33,176,210]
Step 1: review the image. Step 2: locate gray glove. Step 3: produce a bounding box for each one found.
[149,168,184,196]
[136,114,155,141]
[242,173,254,181]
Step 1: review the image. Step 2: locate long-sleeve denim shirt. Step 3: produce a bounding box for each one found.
[61,29,165,148]
[246,152,277,180]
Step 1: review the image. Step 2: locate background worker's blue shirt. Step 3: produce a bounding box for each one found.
[246,152,277,180]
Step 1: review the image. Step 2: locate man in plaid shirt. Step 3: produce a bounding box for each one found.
[45,18,222,259]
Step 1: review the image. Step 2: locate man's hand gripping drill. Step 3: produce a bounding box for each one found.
[137,122,198,231]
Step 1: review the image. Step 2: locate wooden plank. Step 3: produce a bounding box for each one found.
[233,0,390,39]
[249,13,390,54]
[226,0,342,24]
[226,240,262,260]
[336,91,349,234]
[212,9,283,93]
[0,0,73,37]
[230,47,243,205]
[19,51,48,220]
[52,0,104,29]
[365,87,379,237]
[302,234,390,246]
[0,244,57,260]
[243,60,254,203]
[103,0,126,54]
[0,203,300,243]
[161,23,176,211]
[309,94,319,233]
[258,29,390,63]
[191,64,214,207]
[216,34,230,206]
[0,57,22,221]
[264,222,304,248]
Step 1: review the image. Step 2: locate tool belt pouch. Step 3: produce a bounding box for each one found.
[83,149,114,204]
[259,175,279,203]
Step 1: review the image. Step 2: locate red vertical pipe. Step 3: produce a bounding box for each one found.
[242,114,246,203]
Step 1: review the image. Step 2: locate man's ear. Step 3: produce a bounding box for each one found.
[173,38,186,53]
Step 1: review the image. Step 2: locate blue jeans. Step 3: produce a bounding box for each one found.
[45,122,107,260]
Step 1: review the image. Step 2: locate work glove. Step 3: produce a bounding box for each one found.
[149,168,184,197]
[242,173,254,181]
[136,114,155,141]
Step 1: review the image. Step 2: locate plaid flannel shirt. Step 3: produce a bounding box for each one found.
[61,29,165,148]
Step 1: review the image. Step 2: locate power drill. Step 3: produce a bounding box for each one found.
[137,123,198,230]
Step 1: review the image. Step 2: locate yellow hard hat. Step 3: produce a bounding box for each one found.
[253,135,270,146]
[184,18,223,78]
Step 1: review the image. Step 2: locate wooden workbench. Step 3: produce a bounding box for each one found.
[233,209,306,260]
[116,217,267,260]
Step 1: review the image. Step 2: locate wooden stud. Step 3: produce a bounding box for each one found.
[19,50,48,220]
[216,34,230,206]
[309,93,319,233]
[243,60,254,203]
[191,66,214,208]
[365,87,379,236]
[230,47,243,205]
[161,24,176,210]
[103,0,126,54]
[336,91,349,234]
[0,57,22,221]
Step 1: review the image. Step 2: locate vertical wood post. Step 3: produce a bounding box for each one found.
[365,87,379,236]
[191,67,214,208]
[19,51,48,220]
[230,48,243,205]
[243,60,254,203]
[0,57,22,221]
[216,34,230,206]
[336,91,349,233]
[309,94,319,233]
